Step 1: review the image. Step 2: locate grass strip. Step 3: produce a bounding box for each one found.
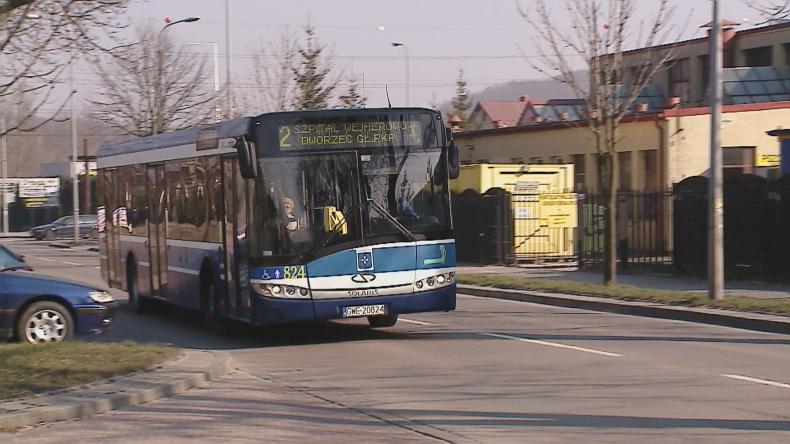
[0,341,178,400]
[458,274,790,317]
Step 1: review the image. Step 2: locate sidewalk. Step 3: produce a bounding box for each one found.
[0,350,231,431]
[457,265,790,300]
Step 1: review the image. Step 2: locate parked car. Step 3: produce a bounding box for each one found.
[30,215,98,240]
[0,244,114,343]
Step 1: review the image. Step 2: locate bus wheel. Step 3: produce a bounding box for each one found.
[127,261,152,313]
[201,276,229,335]
[368,313,398,328]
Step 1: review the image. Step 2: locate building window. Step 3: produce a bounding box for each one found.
[643,150,659,190]
[699,55,710,102]
[529,156,544,164]
[723,146,755,179]
[618,151,632,191]
[784,43,790,65]
[573,154,586,191]
[744,46,773,67]
[550,156,565,164]
[668,58,691,103]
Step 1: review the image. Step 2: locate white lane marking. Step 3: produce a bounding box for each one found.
[93,266,100,269]
[36,257,55,262]
[400,318,434,326]
[482,332,623,357]
[63,261,82,266]
[722,374,790,390]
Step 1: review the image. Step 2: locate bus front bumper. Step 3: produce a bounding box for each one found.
[252,284,456,326]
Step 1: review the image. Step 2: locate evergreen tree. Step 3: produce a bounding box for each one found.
[451,67,472,126]
[291,25,336,110]
[338,78,366,108]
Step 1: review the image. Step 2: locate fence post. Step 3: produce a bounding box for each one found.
[577,192,585,268]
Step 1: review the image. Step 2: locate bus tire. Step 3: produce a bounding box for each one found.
[127,259,152,313]
[368,313,398,328]
[201,272,230,335]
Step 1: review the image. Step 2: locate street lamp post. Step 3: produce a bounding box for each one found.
[391,42,410,106]
[155,16,200,134]
[187,42,221,122]
[708,0,724,300]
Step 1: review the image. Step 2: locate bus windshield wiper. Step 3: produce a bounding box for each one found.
[366,198,416,242]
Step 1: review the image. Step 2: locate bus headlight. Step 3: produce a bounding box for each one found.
[253,283,311,299]
[414,272,455,293]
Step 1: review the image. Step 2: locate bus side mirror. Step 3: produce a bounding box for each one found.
[237,139,259,179]
[448,142,460,180]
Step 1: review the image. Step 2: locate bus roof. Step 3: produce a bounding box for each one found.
[96,117,251,158]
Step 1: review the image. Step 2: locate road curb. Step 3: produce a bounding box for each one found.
[458,284,790,335]
[0,350,232,432]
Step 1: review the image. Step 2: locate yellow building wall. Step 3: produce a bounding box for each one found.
[456,107,787,189]
[666,107,787,184]
[457,120,661,191]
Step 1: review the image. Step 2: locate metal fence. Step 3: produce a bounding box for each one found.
[579,191,673,268]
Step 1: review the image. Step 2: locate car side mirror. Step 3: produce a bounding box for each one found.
[237,138,259,179]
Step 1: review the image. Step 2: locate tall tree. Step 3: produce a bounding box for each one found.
[451,67,472,128]
[291,25,336,110]
[245,32,296,113]
[338,78,366,108]
[89,25,214,137]
[522,0,677,285]
[0,0,129,136]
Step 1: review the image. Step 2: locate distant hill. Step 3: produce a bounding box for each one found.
[441,72,588,115]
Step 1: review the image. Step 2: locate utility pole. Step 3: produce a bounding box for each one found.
[708,0,724,301]
[70,59,80,242]
[83,138,90,215]
[225,0,233,117]
[0,114,6,235]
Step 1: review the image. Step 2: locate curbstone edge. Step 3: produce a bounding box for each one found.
[0,350,232,432]
[458,284,790,335]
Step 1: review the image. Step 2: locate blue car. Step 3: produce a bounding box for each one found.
[0,244,115,343]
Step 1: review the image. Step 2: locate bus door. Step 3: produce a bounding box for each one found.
[103,169,123,288]
[221,158,251,319]
[147,164,168,297]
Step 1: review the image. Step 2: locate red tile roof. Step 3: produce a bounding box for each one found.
[476,101,528,127]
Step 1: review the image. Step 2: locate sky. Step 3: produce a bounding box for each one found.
[73,0,767,111]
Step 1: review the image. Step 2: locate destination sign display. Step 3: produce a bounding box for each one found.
[276,117,426,151]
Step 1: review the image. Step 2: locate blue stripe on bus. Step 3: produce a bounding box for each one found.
[307,245,416,277]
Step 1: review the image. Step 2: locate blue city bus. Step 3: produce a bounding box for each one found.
[97,108,459,331]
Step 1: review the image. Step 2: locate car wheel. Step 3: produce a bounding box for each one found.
[89,228,98,239]
[368,313,398,328]
[16,301,74,343]
[44,230,55,241]
[202,276,230,335]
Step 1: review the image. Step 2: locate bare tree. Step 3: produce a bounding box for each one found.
[746,1,790,23]
[244,33,297,114]
[89,24,214,137]
[0,0,129,136]
[521,0,677,284]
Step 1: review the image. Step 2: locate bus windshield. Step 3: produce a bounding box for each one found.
[251,147,450,260]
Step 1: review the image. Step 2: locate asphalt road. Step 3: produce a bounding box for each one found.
[4,238,790,443]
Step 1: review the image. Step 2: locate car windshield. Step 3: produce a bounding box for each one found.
[251,148,450,261]
[0,245,26,271]
[52,216,70,226]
